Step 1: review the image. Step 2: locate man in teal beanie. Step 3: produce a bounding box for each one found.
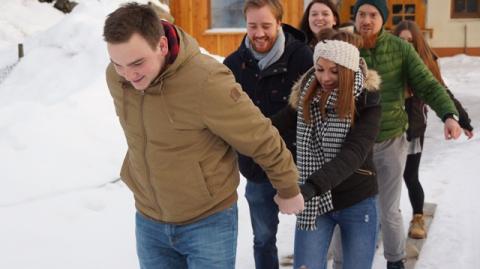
[331,1,462,269]
[353,0,389,25]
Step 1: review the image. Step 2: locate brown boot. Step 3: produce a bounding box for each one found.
[408,214,426,239]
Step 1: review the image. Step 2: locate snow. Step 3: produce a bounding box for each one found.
[0,0,479,268]
[148,0,170,13]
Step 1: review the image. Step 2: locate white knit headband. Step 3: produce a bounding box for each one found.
[313,40,360,72]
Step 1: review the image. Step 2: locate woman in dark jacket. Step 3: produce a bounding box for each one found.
[272,30,381,269]
[393,20,474,239]
[299,0,340,50]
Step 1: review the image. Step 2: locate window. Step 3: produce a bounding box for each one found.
[349,5,355,21]
[210,0,245,28]
[391,4,416,26]
[451,0,480,18]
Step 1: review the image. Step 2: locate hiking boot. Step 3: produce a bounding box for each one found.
[408,214,426,239]
[387,260,405,269]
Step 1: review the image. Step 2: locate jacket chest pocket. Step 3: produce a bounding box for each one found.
[146,111,205,150]
[269,89,290,103]
[265,88,290,115]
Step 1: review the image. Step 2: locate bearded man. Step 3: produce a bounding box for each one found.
[349,1,462,268]
[223,1,312,268]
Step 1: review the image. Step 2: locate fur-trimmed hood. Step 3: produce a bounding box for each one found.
[288,59,381,110]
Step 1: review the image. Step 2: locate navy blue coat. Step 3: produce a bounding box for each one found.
[224,24,313,183]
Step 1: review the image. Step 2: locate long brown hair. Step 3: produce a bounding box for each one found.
[393,20,446,86]
[303,30,363,124]
[299,0,340,47]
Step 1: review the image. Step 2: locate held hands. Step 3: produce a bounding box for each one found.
[444,118,462,140]
[274,193,305,215]
[464,129,474,139]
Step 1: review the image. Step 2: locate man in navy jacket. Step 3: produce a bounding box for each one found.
[224,0,312,268]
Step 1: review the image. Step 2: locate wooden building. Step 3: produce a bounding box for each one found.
[170,0,305,56]
[168,0,480,57]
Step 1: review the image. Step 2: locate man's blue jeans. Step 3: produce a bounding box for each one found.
[294,196,379,269]
[245,180,279,269]
[135,204,238,269]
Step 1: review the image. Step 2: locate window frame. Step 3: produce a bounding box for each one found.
[451,0,480,18]
[208,0,246,29]
[391,3,417,27]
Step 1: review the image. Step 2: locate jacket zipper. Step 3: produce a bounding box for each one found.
[367,48,377,70]
[354,168,376,176]
[140,92,161,213]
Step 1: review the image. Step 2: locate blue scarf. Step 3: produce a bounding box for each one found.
[245,27,285,70]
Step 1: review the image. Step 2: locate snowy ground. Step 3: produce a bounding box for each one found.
[0,1,479,268]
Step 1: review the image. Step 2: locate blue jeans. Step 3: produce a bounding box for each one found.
[245,180,280,269]
[135,204,238,269]
[294,196,379,269]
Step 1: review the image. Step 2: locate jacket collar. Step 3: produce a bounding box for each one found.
[148,25,200,91]
[238,23,307,64]
[288,59,381,110]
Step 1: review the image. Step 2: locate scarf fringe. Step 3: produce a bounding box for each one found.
[296,222,317,231]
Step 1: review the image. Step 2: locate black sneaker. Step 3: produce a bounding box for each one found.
[387,260,405,269]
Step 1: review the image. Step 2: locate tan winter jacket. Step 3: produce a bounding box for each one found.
[106,26,300,224]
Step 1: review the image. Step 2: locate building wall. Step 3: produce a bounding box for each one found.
[169,0,480,57]
[170,0,304,56]
[426,0,480,56]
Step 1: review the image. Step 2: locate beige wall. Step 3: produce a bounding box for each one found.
[426,0,480,48]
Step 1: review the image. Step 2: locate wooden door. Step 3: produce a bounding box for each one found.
[338,0,357,24]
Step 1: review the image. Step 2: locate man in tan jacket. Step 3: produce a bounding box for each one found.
[103,3,303,269]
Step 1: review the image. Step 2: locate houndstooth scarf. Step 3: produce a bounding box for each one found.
[296,68,365,230]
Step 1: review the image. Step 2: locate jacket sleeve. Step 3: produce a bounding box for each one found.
[222,54,234,72]
[403,44,458,119]
[270,105,297,134]
[294,45,314,76]
[300,90,382,201]
[445,87,473,131]
[199,66,300,198]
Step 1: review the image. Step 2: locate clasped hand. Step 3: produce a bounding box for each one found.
[274,193,305,215]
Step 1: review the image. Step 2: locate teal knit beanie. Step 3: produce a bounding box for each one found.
[353,0,389,25]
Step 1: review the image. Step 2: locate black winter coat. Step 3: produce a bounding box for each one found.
[272,67,382,210]
[406,88,473,141]
[223,24,313,182]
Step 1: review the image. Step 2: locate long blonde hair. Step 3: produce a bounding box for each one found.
[393,20,445,86]
[303,30,363,124]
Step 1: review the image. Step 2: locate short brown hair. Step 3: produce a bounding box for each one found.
[243,0,283,22]
[103,2,165,50]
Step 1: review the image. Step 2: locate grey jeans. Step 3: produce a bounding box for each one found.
[332,135,408,266]
[373,135,408,262]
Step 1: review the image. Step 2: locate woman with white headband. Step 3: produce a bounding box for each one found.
[272,30,381,269]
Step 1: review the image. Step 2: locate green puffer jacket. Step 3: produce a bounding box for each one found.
[360,30,458,142]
